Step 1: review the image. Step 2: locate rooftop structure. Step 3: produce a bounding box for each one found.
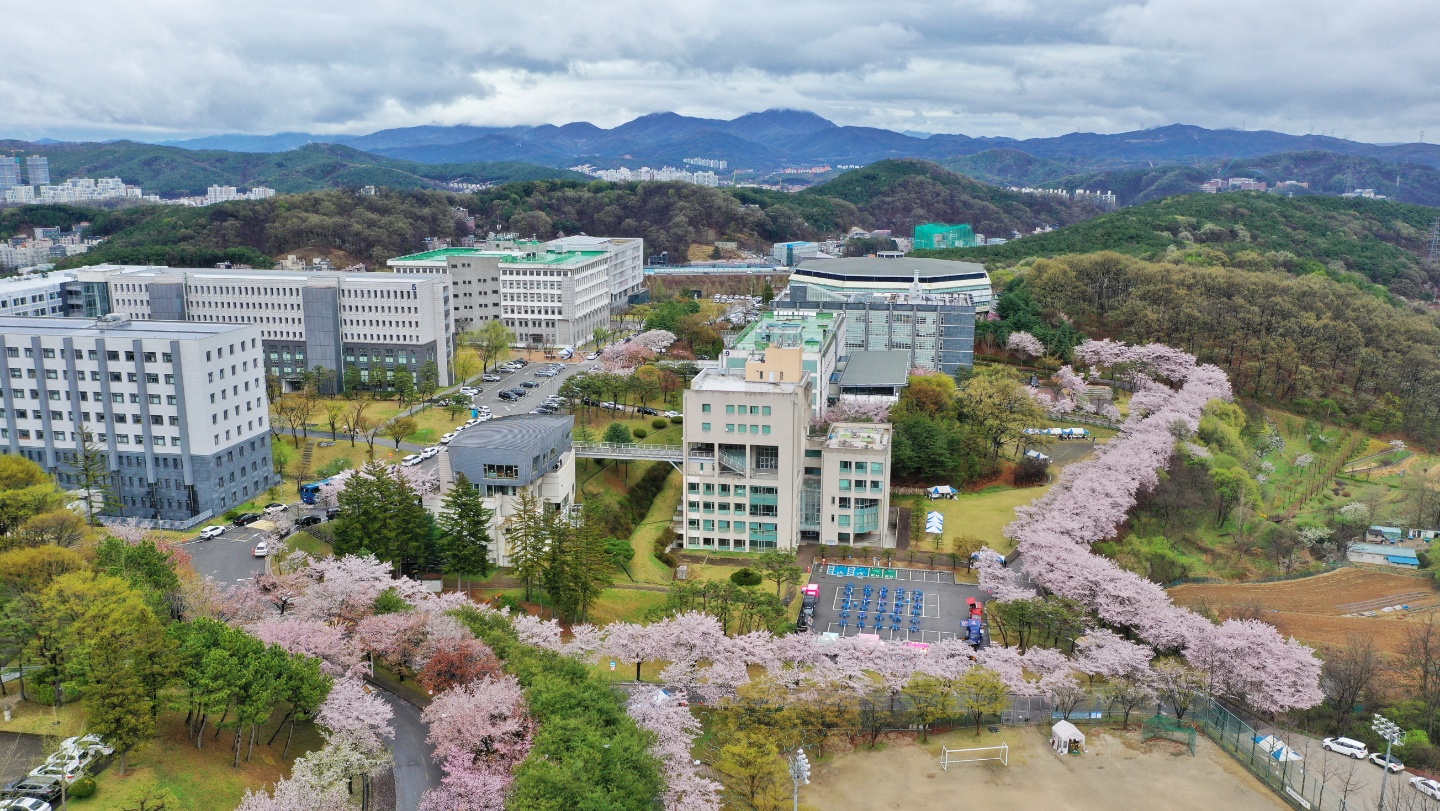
[823,422,891,450]
[836,350,911,397]
[774,283,976,373]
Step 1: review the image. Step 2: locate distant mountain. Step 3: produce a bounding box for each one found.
[0,140,581,197]
[160,132,324,153]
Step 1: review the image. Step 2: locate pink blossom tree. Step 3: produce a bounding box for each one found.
[627,689,723,811]
[1007,331,1045,359]
[248,617,362,676]
[631,329,678,353]
[418,675,534,811]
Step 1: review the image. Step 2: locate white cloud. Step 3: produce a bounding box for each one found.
[0,0,1433,142]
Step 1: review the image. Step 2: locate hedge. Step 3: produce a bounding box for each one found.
[455,607,664,811]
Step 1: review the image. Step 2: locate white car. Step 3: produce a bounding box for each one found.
[1371,752,1405,773]
[252,542,269,558]
[664,411,682,418]
[0,797,55,811]
[401,454,422,466]
[58,734,113,757]
[28,759,84,785]
[1413,777,1440,801]
[586,352,600,360]
[459,387,479,396]
[440,433,455,444]
[420,447,440,460]
[1322,737,1368,758]
[198,525,226,540]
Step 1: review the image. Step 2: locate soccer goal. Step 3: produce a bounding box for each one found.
[940,743,1009,770]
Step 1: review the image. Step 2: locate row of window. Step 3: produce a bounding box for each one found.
[686,501,779,517]
[9,368,175,384]
[838,479,884,492]
[684,536,779,551]
[3,408,177,425]
[700,422,773,435]
[1,428,181,445]
[8,388,175,405]
[839,460,882,474]
[6,346,175,364]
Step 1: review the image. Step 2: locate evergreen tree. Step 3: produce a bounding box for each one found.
[563,505,615,623]
[507,488,548,602]
[392,366,416,405]
[332,462,434,574]
[70,430,116,525]
[342,364,364,397]
[417,361,440,402]
[439,474,494,579]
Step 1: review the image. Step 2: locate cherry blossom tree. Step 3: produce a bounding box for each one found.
[627,689,723,811]
[418,638,502,695]
[248,617,362,676]
[631,329,678,353]
[1006,331,1045,359]
[419,675,534,811]
[316,675,394,750]
[600,342,658,374]
[355,611,431,677]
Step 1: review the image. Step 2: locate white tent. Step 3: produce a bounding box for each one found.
[925,511,944,534]
[1051,720,1086,754]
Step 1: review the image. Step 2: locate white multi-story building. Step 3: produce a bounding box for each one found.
[69,264,453,392]
[388,235,643,346]
[0,315,276,524]
[0,272,74,317]
[682,348,893,552]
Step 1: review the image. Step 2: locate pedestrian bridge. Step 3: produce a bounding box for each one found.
[573,442,686,464]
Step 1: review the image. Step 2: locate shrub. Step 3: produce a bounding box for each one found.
[69,777,96,799]
[315,457,353,477]
[633,428,648,439]
[223,509,242,522]
[731,568,763,586]
[652,418,669,430]
[670,415,683,425]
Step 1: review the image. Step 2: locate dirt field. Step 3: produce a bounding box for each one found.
[801,725,1285,811]
[1169,568,1439,653]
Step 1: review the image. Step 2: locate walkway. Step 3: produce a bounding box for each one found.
[573,442,683,463]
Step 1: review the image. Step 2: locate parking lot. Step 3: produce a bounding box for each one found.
[805,565,991,645]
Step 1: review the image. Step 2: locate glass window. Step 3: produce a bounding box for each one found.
[725,424,734,432]
[725,404,735,414]
[702,422,711,432]
[762,425,771,435]
[840,461,851,472]
[839,479,851,491]
[701,403,711,413]
[871,463,883,475]
[762,406,772,415]
[688,482,700,493]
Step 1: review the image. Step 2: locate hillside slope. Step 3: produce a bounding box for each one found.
[0,141,581,196]
[919,193,1440,297]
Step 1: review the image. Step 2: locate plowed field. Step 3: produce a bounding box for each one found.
[1169,568,1439,653]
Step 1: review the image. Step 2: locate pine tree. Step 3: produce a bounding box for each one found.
[333,463,434,573]
[565,505,615,623]
[439,473,494,579]
[508,488,548,602]
[71,430,116,525]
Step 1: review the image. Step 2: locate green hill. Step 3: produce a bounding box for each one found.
[0,141,582,197]
[800,158,1097,237]
[919,192,1440,298]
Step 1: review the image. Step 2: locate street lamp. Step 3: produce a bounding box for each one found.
[1373,713,1406,811]
[789,748,811,811]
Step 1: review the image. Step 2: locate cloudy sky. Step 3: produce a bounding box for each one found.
[3,0,1435,143]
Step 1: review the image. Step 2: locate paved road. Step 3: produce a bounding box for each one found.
[183,524,273,586]
[376,688,439,811]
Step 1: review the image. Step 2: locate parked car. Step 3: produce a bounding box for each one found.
[198,525,226,540]
[459,387,479,396]
[252,542,270,558]
[482,374,501,382]
[297,515,323,528]
[1413,777,1440,801]
[27,760,82,786]
[3,776,62,805]
[636,406,659,416]
[401,454,422,466]
[58,735,113,757]
[0,797,54,811]
[1371,752,1406,773]
[536,370,557,378]
[1322,737,1369,758]
[421,447,440,459]
[520,381,542,389]
[440,433,456,444]
[498,391,519,401]
[664,411,682,418]
[586,352,600,360]
[232,512,262,526]
[325,507,341,521]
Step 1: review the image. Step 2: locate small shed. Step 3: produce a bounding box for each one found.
[1051,720,1086,755]
[1347,542,1420,569]
[1367,526,1404,543]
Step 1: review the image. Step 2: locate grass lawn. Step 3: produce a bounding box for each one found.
[623,471,684,585]
[56,703,324,811]
[585,588,670,625]
[284,530,332,558]
[2,698,86,737]
[896,483,1053,556]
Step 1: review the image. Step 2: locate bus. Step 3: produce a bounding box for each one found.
[299,477,333,505]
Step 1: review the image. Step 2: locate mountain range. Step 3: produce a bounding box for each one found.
[156,109,1440,175]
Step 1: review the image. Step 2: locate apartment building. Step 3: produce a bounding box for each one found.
[447,414,576,567]
[681,349,893,552]
[545,235,645,306]
[69,264,453,391]
[0,315,275,524]
[388,239,623,348]
[0,272,73,317]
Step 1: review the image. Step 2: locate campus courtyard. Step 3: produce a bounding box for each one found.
[801,725,1287,811]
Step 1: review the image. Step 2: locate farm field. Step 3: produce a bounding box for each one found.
[1169,568,1439,653]
[800,725,1285,811]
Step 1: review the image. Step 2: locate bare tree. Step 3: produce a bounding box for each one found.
[1321,635,1384,733]
[1403,614,1440,739]
[1101,675,1155,729]
[1049,679,1089,721]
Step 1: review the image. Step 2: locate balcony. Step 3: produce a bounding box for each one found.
[854,506,880,534]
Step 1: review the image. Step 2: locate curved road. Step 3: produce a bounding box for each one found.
[377,688,441,811]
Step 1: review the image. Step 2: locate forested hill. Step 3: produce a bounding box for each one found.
[0,140,581,197]
[919,193,1440,299]
[799,159,1100,236]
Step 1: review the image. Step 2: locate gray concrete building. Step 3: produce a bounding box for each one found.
[70,265,453,392]
[774,283,976,374]
[447,414,576,567]
[0,315,276,526]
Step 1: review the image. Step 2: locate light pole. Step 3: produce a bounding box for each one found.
[1373,713,1405,811]
[789,748,811,811]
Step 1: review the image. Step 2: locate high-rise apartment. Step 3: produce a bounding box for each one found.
[0,157,19,190]
[25,156,49,186]
[0,315,276,524]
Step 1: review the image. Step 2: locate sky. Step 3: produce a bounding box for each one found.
[3,0,1436,144]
